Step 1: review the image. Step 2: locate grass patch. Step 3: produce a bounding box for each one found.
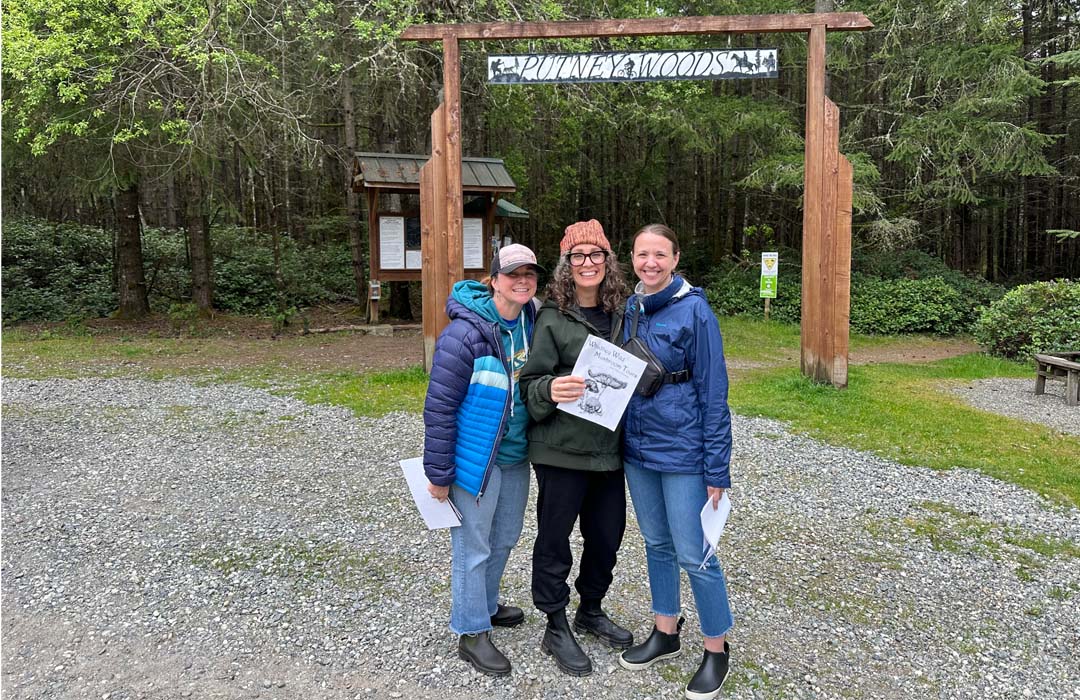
[887,501,1078,582]
[717,317,971,365]
[191,539,382,587]
[293,366,429,417]
[719,317,802,363]
[730,355,1080,506]
[1048,584,1078,601]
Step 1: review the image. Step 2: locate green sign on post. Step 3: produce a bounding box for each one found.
[759,252,778,298]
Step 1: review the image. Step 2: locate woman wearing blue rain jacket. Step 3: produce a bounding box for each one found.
[423,243,542,678]
[617,224,735,700]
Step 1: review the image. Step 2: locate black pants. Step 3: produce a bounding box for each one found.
[531,463,627,614]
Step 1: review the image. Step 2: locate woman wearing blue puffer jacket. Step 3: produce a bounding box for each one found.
[423,244,542,678]
[616,224,735,700]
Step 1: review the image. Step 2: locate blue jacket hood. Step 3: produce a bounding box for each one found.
[449,279,502,324]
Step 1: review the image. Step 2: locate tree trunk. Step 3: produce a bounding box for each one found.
[342,63,366,303]
[115,182,150,318]
[187,174,214,311]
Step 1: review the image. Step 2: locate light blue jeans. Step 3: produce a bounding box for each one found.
[449,462,530,635]
[624,461,735,638]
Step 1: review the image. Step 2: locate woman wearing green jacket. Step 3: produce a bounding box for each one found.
[519,219,633,677]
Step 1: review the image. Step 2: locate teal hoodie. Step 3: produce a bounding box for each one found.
[451,280,531,466]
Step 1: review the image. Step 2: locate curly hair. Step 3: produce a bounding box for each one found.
[545,252,630,314]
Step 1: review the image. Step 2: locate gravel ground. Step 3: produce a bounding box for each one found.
[2,378,1079,700]
[949,377,1080,436]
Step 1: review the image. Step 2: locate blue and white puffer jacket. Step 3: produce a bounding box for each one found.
[622,275,733,488]
[423,280,537,497]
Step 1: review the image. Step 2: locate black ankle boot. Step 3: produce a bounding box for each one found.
[490,603,525,628]
[618,616,684,670]
[541,609,592,676]
[684,642,730,700]
[458,631,511,677]
[573,599,634,649]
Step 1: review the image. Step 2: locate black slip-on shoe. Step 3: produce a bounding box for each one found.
[684,642,730,700]
[618,617,684,670]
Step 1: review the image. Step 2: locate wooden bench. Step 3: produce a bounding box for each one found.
[1034,352,1080,406]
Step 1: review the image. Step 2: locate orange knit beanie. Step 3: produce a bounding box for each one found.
[560,219,611,254]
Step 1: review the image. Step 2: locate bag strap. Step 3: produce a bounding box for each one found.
[628,295,692,385]
[628,296,642,339]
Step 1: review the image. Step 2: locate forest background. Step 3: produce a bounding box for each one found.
[2,0,1078,327]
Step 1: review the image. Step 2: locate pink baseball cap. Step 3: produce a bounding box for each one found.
[490,243,545,275]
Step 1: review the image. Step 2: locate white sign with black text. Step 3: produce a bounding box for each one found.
[489,49,778,85]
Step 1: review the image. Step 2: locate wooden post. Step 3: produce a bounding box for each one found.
[420,160,436,371]
[833,154,853,387]
[801,23,827,381]
[817,97,841,381]
[421,104,451,370]
[366,189,380,324]
[443,35,465,286]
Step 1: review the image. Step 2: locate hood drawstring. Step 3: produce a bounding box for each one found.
[503,308,530,418]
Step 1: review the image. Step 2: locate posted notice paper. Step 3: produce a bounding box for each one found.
[699,492,732,570]
[556,335,646,432]
[400,457,462,530]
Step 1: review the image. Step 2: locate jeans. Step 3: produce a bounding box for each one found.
[449,462,530,635]
[624,461,734,638]
[531,464,626,613]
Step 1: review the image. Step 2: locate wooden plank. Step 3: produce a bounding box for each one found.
[420,160,436,371]
[833,153,853,388]
[366,189,380,324]
[401,13,874,41]
[431,104,451,342]
[1034,354,1080,371]
[444,35,465,288]
[818,97,841,384]
[800,23,826,380]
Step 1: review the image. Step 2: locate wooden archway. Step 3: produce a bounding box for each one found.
[401,13,873,386]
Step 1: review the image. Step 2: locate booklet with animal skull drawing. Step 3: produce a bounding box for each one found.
[556,335,647,432]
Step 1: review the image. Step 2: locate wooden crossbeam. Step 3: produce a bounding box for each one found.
[401,13,873,41]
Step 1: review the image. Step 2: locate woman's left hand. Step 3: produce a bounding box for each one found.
[707,486,726,510]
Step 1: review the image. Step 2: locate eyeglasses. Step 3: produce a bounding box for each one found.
[567,250,610,266]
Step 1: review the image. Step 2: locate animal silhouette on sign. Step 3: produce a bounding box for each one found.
[731,53,756,73]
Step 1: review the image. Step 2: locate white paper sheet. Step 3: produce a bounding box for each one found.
[699,492,732,569]
[379,216,405,270]
[463,218,484,269]
[556,335,646,432]
[400,457,462,529]
[405,249,423,270]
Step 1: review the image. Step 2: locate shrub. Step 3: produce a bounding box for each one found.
[849,275,969,335]
[853,248,1005,311]
[703,248,1005,335]
[2,218,359,323]
[1,218,117,322]
[973,280,1080,359]
[703,255,802,324]
[211,226,356,314]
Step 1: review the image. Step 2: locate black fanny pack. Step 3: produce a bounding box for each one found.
[621,303,692,397]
